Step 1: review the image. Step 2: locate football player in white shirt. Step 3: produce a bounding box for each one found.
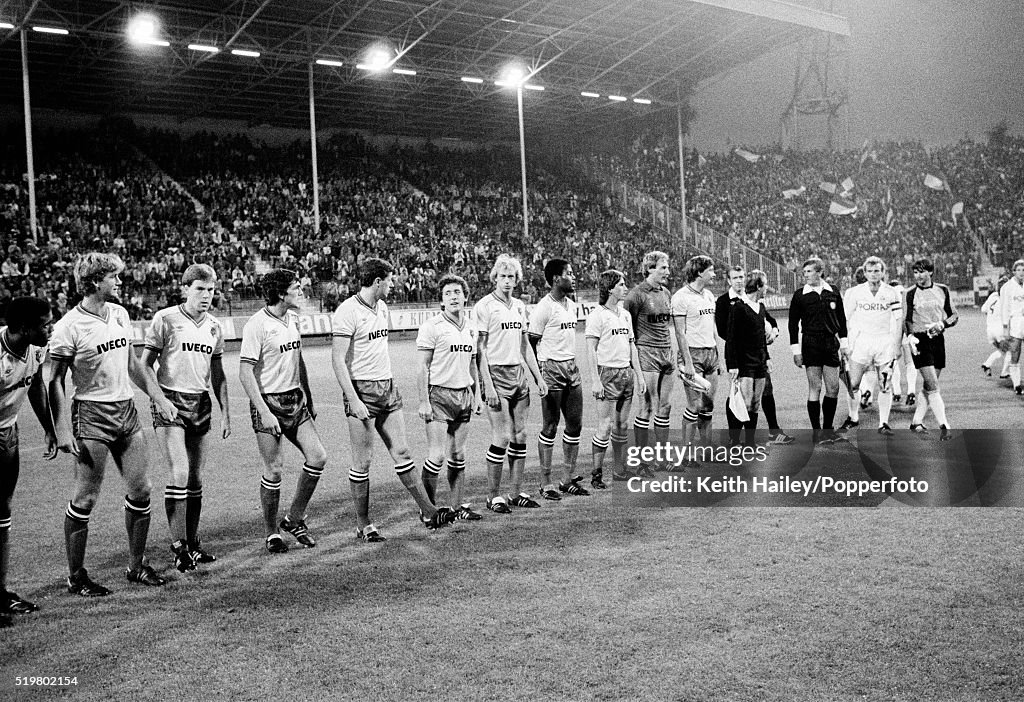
[585,271,645,488]
[416,274,481,520]
[49,253,175,596]
[528,259,589,499]
[999,260,1024,394]
[331,258,455,541]
[475,255,547,513]
[980,274,1011,378]
[0,297,56,626]
[142,264,230,572]
[239,269,327,554]
[838,257,904,435]
[672,256,720,455]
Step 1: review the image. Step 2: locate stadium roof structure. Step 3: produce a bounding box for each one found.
[0,0,849,140]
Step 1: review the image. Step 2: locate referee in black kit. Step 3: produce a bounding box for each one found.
[788,257,848,444]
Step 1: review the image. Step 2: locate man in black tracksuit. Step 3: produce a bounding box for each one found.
[716,267,794,446]
[788,257,848,444]
[725,270,770,447]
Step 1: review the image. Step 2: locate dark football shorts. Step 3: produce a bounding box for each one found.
[638,345,675,374]
[911,333,946,370]
[346,379,403,419]
[800,332,841,368]
[428,385,474,426]
[688,347,720,376]
[0,424,18,468]
[72,399,143,444]
[487,364,530,404]
[250,388,313,439]
[540,359,582,392]
[597,366,634,402]
[153,390,213,436]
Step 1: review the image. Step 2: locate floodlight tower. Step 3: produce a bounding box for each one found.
[780,1,849,151]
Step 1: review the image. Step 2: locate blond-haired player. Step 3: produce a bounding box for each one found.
[142,264,230,572]
[49,252,174,596]
[475,254,547,513]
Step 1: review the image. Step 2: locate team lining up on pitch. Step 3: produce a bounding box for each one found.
[6,247,1021,630]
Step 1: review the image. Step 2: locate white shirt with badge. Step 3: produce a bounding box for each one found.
[239,308,302,394]
[49,303,134,402]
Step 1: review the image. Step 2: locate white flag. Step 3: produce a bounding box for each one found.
[782,186,806,199]
[734,147,761,163]
[829,199,858,216]
[951,201,964,216]
[841,177,855,193]
[818,181,837,195]
[924,173,946,190]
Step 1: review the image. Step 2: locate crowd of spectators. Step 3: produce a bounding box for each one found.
[585,132,1008,288]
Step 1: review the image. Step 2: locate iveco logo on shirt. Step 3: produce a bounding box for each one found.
[698,308,715,316]
[560,322,577,330]
[182,342,214,354]
[646,314,671,323]
[450,344,474,353]
[279,340,301,352]
[96,338,128,353]
[500,321,523,330]
[368,329,389,341]
[611,328,630,335]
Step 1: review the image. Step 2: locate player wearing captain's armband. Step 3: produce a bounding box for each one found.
[239,269,328,554]
[904,259,958,440]
[528,259,590,499]
[838,257,903,436]
[585,270,645,487]
[331,258,455,540]
[0,297,56,626]
[142,264,230,573]
[999,260,1024,394]
[49,253,175,596]
[417,274,482,521]
[475,255,547,514]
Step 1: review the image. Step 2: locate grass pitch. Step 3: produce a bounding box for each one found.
[2,310,1023,701]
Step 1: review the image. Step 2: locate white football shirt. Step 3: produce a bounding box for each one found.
[332,294,392,381]
[671,285,718,348]
[528,294,578,362]
[239,308,302,394]
[416,313,476,389]
[49,303,134,402]
[145,305,224,393]
[473,292,528,367]
[844,282,902,338]
[585,305,633,368]
[0,330,45,429]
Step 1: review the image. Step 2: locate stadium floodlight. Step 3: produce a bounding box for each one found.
[0,22,15,30]
[523,84,544,91]
[127,14,160,45]
[498,65,526,87]
[315,59,343,67]
[32,26,69,35]
[632,98,652,105]
[608,95,627,102]
[188,44,219,53]
[231,49,260,58]
[357,49,391,71]
[580,91,600,98]
[460,76,483,84]
[392,68,416,76]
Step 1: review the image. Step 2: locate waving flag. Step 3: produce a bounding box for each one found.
[951,201,964,224]
[819,181,837,195]
[829,197,858,216]
[782,186,806,199]
[885,207,896,232]
[924,173,946,191]
[697,153,707,168]
[734,147,761,163]
[840,177,855,194]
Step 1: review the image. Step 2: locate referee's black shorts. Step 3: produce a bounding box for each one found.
[801,332,840,368]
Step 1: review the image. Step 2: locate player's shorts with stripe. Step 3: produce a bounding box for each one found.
[638,345,675,374]
[250,388,312,438]
[152,390,212,436]
[72,399,144,444]
[428,385,473,425]
[1010,316,1024,340]
[487,364,530,404]
[0,424,18,466]
[598,366,634,402]
[540,359,581,391]
[688,347,720,376]
[345,379,403,419]
[800,332,840,367]
[911,333,946,370]
[850,335,896,367]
